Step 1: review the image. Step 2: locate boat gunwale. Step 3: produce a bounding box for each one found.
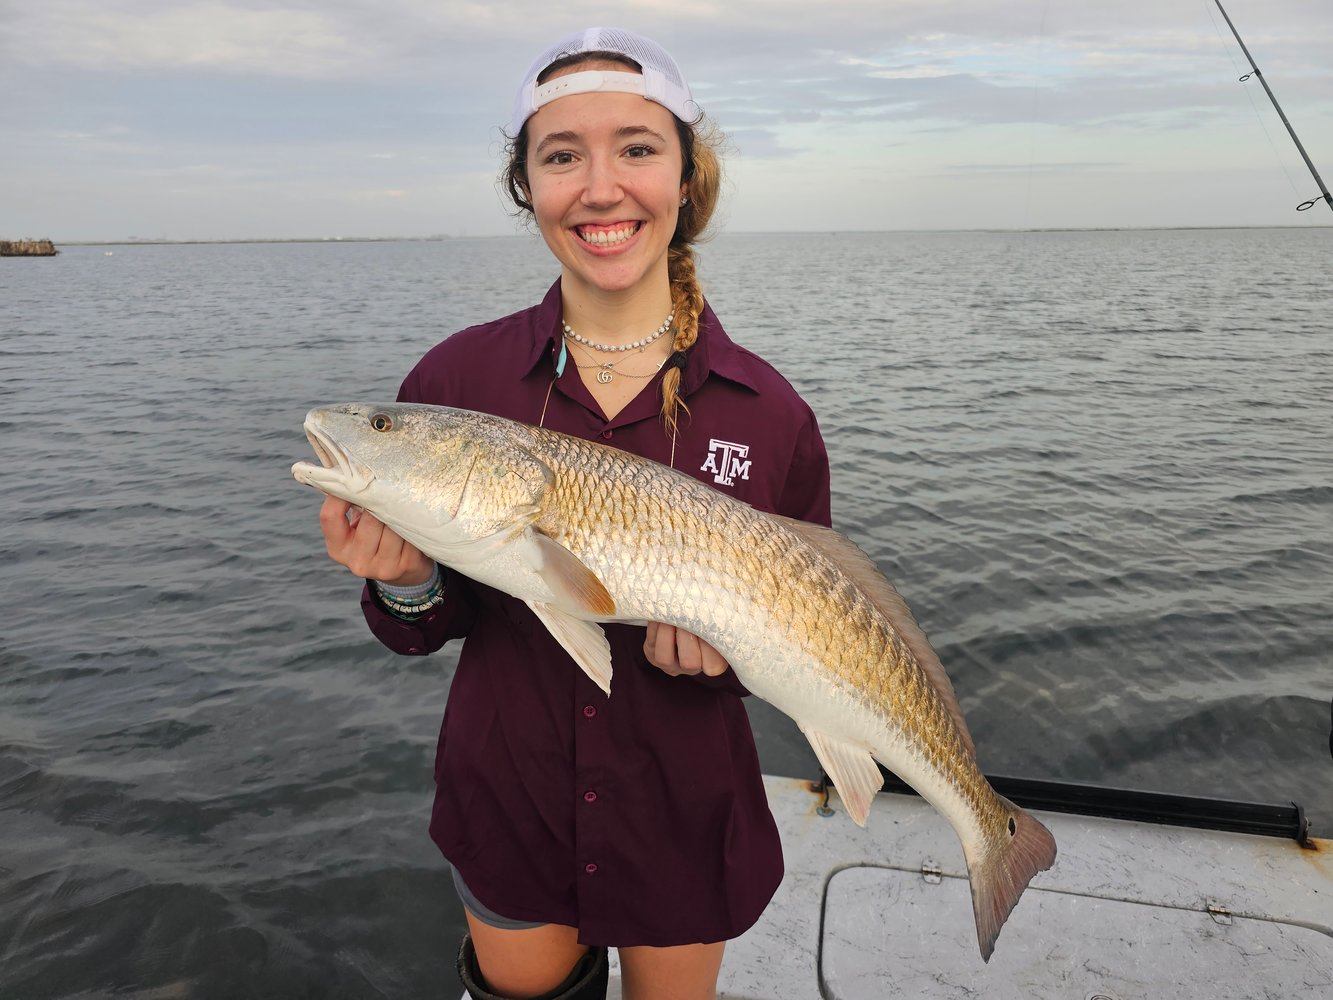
[814,765,1319,846]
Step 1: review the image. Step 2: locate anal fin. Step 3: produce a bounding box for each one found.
[527,601,614,695]
[802,727,883,827]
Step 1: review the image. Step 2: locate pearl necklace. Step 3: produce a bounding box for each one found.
[562,310,674,353]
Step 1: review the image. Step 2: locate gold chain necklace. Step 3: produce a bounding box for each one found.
[568,339,667,384]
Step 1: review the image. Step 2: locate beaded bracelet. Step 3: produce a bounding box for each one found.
[378,565,441,602]
[374,568,446,620]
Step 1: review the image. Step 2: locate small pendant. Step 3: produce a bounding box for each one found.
[597,368,613,384]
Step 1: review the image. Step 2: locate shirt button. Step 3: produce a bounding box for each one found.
[583,705,597,718]
[583,790,597,803]
[585,862,598,875]
[601,429,613,440]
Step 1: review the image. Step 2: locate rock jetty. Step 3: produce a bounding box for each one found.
[1,239,59,256]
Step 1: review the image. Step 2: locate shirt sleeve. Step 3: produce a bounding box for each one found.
[778,405,833,528]
[360,568,477,656]
[358,358,483,655]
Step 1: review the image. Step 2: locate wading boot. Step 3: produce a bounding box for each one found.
[457,934,608,1000]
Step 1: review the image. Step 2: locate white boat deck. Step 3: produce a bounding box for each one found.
[607,775,1333,999]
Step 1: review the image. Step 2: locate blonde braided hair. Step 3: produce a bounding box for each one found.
[502,52,725,437]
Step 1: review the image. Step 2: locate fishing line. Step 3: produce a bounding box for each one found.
[1201,0,1305,201]
[1204,0,1332,213]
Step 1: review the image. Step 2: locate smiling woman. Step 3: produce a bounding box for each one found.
[503,37,724,436]
[309,26,832,1000]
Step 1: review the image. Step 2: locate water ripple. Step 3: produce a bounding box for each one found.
[1,231,1330,995]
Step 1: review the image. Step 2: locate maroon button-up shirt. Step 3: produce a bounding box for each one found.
[360,279,831,947]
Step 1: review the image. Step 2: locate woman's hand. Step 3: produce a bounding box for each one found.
[318,495,434,586]
[643,622,729,677]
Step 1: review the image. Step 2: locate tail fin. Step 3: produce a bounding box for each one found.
[964,796,1057,962]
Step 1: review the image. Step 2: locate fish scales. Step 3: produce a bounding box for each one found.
[531,432,974,796]
[293,403,1058,961]
[529,426,975,782]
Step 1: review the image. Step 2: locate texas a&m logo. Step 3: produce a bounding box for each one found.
[700,439,752,487]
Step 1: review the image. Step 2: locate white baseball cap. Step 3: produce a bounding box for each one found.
[510,27,701,136]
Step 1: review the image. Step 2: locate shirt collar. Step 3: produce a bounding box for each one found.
[522,279,566,379]
[520,277,761,395]
[683,301,760,395]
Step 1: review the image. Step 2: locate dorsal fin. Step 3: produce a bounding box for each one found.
[773,514,977,759]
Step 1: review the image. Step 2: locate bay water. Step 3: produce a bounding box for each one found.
[2,229,1330,997]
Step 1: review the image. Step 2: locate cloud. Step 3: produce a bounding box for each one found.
[4,2,379,78]
[947,160,1126,174]
[2,0,1329,239]
[727,128,802,159]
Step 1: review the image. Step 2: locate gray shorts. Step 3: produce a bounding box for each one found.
[451,865,546,931]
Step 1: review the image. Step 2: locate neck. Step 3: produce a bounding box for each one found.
[560,277,675,349]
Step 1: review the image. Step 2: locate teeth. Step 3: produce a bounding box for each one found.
[579,224,638,245]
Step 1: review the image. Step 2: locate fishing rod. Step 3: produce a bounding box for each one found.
[1213,0,1333,767]
[1212,0,1333,214]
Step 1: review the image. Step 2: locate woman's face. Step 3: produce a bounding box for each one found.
[524,61,688,303]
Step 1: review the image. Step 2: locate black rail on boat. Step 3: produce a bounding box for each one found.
[839,767,1316,848]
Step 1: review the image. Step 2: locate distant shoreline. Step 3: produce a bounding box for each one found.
[50,225,1333,247]
[58,236,468,247]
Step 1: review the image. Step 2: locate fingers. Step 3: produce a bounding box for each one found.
[695,637,729,677]
[644,621,680,674]
[316,495,432,584]
[318,496,354,548]
[642,623,728,677]
[675,628,705,674]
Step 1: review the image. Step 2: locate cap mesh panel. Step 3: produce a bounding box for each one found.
[594,28,684,87]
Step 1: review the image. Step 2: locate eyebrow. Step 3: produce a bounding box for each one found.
[533,125,671,158]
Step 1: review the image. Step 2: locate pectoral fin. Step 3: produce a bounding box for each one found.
[802,727,884,827]
[534,533,616,617]
[526,601,615,695]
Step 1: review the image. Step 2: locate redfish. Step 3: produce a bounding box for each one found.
[292,402,1057,960]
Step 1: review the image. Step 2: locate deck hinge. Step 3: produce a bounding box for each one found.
[1206,899,1233,925]
[921,859,942,884]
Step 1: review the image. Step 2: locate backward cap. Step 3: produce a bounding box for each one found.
[510,27,700,136]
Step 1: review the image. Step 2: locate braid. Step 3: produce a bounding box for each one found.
[661,245,704,437]
[658,114,723,437]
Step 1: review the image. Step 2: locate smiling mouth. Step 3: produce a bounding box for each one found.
[576,222,642,246]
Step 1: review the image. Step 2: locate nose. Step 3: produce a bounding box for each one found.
[580,153,624,208]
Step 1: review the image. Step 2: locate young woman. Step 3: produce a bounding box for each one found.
[317,27,831,1000]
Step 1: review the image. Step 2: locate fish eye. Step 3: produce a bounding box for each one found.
[370,413,394,432]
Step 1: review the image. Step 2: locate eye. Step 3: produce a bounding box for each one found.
[545,150,576,166]
[625,144,655,158]
[370,413,393,432]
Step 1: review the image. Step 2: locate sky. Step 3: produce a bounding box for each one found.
[2,0,1331,241]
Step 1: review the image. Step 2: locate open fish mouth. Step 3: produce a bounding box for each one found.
[291,413,375,495]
